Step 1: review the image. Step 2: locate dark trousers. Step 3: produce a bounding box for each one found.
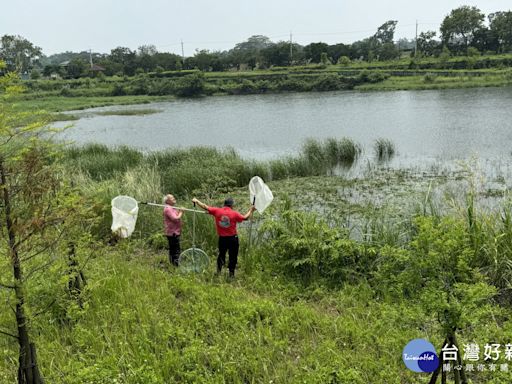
[218,235,239,275]
[167,235,181,266]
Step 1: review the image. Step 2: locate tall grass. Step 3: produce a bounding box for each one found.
[325,137,362,167]
[6,139,512,383]
[0,246,434,384]
[374,138,395,161]
[303,137,361,170]
[65,143,143,180]
[64,138,364,199]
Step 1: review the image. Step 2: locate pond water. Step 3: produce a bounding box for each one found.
[59,87,512,165]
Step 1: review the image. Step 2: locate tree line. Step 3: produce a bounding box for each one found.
[1,5,512,79]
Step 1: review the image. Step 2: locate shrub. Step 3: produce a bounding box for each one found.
[312,74,343,91]
[175,73,205,97]
[338,56,351,66]
[367,72,389,83]
[111,83,127,96]
[423,73,437,83]
[260,207,369,285]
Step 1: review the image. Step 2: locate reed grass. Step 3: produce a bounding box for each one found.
[63,138,364,196]
[374,138,395,161]
[66,143,143,180]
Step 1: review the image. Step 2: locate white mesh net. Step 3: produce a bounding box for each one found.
[111,196,139,238]
[249,176,273,213]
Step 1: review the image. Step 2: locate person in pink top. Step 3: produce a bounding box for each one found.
[163,194,183,266]
[192,196,255,277]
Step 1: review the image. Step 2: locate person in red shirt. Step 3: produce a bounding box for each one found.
[163,194,183,266]
[192,196,255,277]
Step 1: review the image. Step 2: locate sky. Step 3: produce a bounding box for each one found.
[2,0,511,57]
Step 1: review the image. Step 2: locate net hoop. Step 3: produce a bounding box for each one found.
[178,247,209,273]
[249,176,273,213]
[111,195,139,238]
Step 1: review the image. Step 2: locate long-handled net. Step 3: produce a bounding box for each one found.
[244,176,273,267]
[110,197,208,272]
[249,176,273,214]
[111,196,139,238]
[179,202,209,273]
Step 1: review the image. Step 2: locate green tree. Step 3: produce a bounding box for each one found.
[233,35,272,52]
[320,52,330,65]
[261,42,302,67]
[193,49,227,72]
[175,73,205,97]
[137,44,157,56]
[29,69,41,80]
[261,41,290,67]
[374,20,398,44]
[229,35,273,69]
[378,42,399,60]
[42,64,63,78]
[136,45,158,73]
[350,38,372,61]
[438,45,451,66]
[489,11,512,53]
[303,42,329,63]
[373,21,399,60]
[440,6,485,54]
[66,58,87,79]
[326,43,350,64]
[153,52,182,71]
[109,46,137,76]
[337,56,351,66]
[0,35,42,73]
[417,31,440,56]
[0,60,47,383]
[1,60,92,383]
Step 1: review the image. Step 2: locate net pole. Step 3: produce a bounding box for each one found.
[192,202,197,267]
[248,196,256,249]
[143,202,206,214]
[192,202,196,248]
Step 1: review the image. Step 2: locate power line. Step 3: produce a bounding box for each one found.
[152,22,443,54]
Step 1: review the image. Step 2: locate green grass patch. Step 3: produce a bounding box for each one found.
[0,246,444,383]
[94,108,162,116]
[13,95,171,113]
[356,72,512,91]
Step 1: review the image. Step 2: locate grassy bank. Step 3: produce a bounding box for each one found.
[356,70,512,91]
[12,94,170,115]
[0,247,433,383]
[13,56,512,117]
[4,141,512,383]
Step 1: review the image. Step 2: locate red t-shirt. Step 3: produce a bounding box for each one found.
[207,206,245,236]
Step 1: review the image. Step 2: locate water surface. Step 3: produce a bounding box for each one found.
[59,87,512,163]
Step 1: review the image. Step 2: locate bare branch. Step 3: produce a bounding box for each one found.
[0,328,18,340]
[0,281,16,290]
[32,299,57,318]
[24,258,57,281]
[15,216,66,249]
[22,228,66,263]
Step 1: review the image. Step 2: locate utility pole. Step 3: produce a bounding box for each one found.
[414,20,418,57]
[289,31,293,66]
[89,49,93,69]
[181,39,185,65]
